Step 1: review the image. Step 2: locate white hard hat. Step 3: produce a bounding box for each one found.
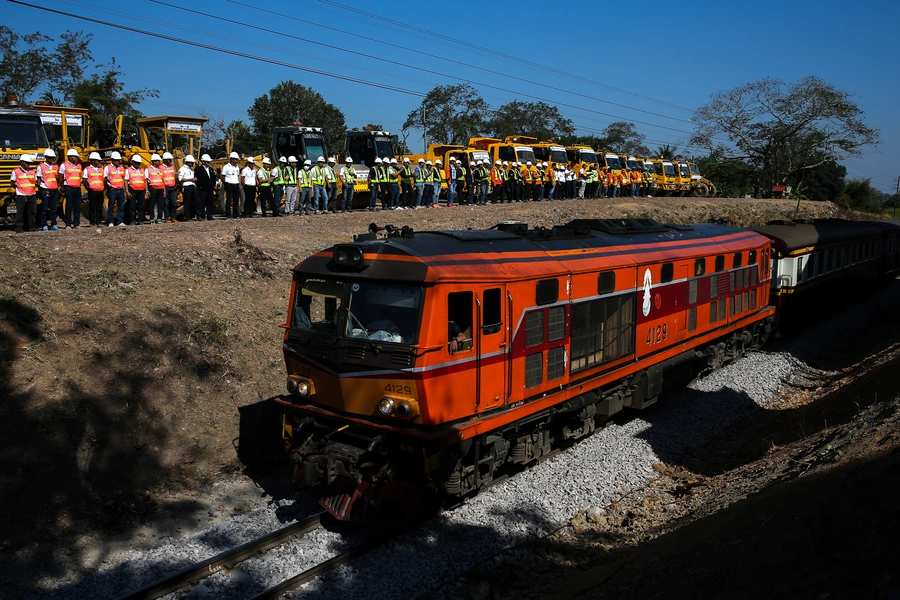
[503,161,509,166]
[278,156,286,162]
[391,158,398,164]
[418,158,425,163]
[475,160,482,165]
[435,159,442,164]
[303,159,311,166]
[288,156,298,163]
[449,157,456,162]
[151,153,161,161]
[162,152,173,160]
[328,157,335,163]
[375,157,383,164]
[247,157,255,163]
[131,155,142,164]
[403,157,410,163]
[262,157,271,165]
[89,151,101,161]
[229,151,239,159]
[316,156,325,162]
[495,160,501,165]
[185,155,196,163]
[20,153,33,163]
[201,154,212,162]
[44,148,56,158]
[526,161,532,166]
[67,149,79,157]
[346,156,353,163]
[425,160,433,165]
[110,151,122,160]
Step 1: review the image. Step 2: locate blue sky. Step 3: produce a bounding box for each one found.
[7,0,899,193]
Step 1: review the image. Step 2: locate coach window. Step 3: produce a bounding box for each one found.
[661,263,674,283]
[715,255,725,272]
[817,252,825,276]
[482,288,502,335]
[448,291,473,353]
[796,257,804,283]
[694,258,706,276]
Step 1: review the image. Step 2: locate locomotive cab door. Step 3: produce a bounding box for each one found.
[476,286,508,411]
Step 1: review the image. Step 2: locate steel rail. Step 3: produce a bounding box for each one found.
[114,512,325,600]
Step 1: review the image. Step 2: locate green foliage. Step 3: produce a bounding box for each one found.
[403,84,490,146]
[695,153,755,198]
[203,118,259,158]
[248,80,346,155]
[692,77,879,188]
[73,59,158,149]
[655,144,678,159]
[789,159,846,202]
[0,27,94,105]
[602,121,649,155]
[486,100,574,141]
[837,179,882,212]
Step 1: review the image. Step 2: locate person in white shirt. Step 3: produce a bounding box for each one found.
[220,152,241,219]
[178,155,198,221]
[241,157,258,218]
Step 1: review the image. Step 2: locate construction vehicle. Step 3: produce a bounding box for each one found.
[272,125,328,165]
[566,145,599,171]
[650,158,678,196]
[468,136,537,167]
[672,159,693,196]
[341,127,399,201]
[128,115,207,169]
[0,95,50,221]
[601,151,623,175]
[687,161,716,197]
[530,140,568,168]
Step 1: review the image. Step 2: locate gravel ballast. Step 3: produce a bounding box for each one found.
[38,349,807,600]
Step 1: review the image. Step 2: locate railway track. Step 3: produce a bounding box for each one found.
[114,509,397,600]
[114,513,326,600]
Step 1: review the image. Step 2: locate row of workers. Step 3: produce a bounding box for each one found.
[7,149,222,232]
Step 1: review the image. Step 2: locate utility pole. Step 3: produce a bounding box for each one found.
[895,176,899,219]
[422,107,427,153]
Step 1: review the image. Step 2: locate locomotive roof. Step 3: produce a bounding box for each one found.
[750,219,900,252]
[294,218,770,283]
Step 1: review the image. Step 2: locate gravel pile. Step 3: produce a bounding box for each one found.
[41,349,802,600]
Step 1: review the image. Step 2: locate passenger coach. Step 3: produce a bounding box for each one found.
[278,219,776,519]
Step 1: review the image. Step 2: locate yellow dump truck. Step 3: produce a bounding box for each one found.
[0,95,50,221]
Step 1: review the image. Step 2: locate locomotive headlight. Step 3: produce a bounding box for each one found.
[378,397,395,416]
[395,401,411,418]
[287,376,314,398]
[334,244,363,267]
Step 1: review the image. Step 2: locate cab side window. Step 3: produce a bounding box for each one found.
[448,291,473,353]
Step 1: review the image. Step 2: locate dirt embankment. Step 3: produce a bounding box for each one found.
[0,198,873,563]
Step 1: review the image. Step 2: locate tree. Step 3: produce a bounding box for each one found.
[73,58,158,148]
[602,121,649,155]
[788,159,846,202]
[487,100,574,141]
[202,117,259,158]
[837,179,881,213]
[53,30,93,104]
[695,152,756,199]
[247,80,346,156]
[0,27,93,104]
[691,77,879,188]
[655,144,678,159]
[403,84,490,147]
[0,26,52,103]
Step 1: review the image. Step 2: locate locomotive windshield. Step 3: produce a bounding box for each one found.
[292,279,422,344]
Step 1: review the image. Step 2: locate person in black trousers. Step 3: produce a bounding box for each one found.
[195,154,217,220]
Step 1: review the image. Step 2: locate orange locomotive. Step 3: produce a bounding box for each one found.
[277,219,776,519]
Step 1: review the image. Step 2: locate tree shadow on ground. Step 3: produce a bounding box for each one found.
[0,300,227,598]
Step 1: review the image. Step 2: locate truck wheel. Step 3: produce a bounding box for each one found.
[693,183,709,197]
